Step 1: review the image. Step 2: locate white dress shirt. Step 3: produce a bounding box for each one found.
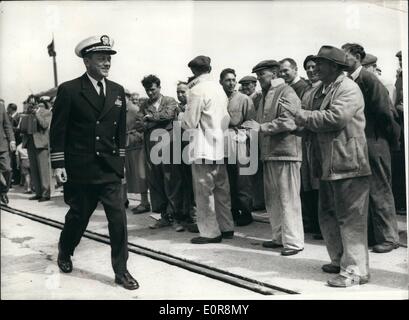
[86,73,106,96]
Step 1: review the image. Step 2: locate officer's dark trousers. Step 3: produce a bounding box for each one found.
[146,161,185,222]
[319,176,370,277]
[59,182,128,275]
[367,139,399,245]
[226,162,253,219]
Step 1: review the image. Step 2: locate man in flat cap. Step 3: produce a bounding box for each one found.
[342,43,400,254]
[219,68,255,226]
[50,35,139,290]
[238,75,265,212]
[242,59,304,256]
[361,53,378,74]
[181,55,234,244]
[281,45,371,287]
[280,58,309,99]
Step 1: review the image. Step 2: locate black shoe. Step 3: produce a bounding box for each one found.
[29,195,42,200]
[221,231,234,239]
[190,235,222,244]
[281,248,304,256]
[0,194,9,205]
[373,242,399,253]
[262,241,283,249]
[185,223,199,233]
[38,197,51,202]
[235,213,253,227]
[131,204,151,214]
[115,271,139,290]
[321,263,341,274]
[57,252,73,273]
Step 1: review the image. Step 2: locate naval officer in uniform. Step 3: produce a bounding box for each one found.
[50,35,139,290]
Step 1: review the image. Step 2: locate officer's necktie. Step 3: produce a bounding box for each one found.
[97,81,105,100]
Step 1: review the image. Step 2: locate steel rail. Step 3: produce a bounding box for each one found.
[1,204,298,295]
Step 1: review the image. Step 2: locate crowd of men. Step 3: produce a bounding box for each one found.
[0,35,405,289]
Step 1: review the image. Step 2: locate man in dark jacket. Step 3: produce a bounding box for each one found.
[141,75,186,232]
[0,99,16,204]
[280,58,309,99]
[50,35,138,290]
[343,43,401,253]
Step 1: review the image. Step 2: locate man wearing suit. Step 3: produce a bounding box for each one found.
[280,58,309,99]
[23,102,52,202]
[342,43,401,253]
[50,35,138,290]
[0,99,16,204]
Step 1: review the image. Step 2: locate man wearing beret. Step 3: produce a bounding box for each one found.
[50,35,139,290]
[342,43,401,254]
[242,59,304,256]
[238,75,265,212]
[281,45,371,287]
[219,68,256,226]
[280,58,309,99]
[181,55,234,244]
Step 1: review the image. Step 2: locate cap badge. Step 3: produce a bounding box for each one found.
[101,35,110,46]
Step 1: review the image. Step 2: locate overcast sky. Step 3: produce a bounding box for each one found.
[0,0,407,109]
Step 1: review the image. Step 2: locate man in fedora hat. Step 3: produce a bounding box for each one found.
[281,45,372,287]
[342,43,401,254]
[49,35,139,290]
[242,59,304,256]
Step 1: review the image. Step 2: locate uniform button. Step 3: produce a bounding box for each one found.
[96,152,100,156]
[114,121,117,125]
[112,136,115,140]
[96,136,100,140]
[112,150,116,154]
[96,121,100,125]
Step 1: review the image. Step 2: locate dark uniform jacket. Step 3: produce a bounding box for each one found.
[0,104,15,152]
[50,73,126,184]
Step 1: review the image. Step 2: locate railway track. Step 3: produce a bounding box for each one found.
[1,204,298,295]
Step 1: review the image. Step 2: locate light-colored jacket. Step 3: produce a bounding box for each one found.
[256,78,302,162]
[182,73,230,162]
[297,73,371,181]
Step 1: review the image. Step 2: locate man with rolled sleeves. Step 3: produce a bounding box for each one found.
[50,35,139,290]
[242,59,304,256]
[342,43,400,253]
[281,45,371,287]
[220,68,255,226]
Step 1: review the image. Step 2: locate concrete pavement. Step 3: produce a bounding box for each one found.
[1,185,408,299]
